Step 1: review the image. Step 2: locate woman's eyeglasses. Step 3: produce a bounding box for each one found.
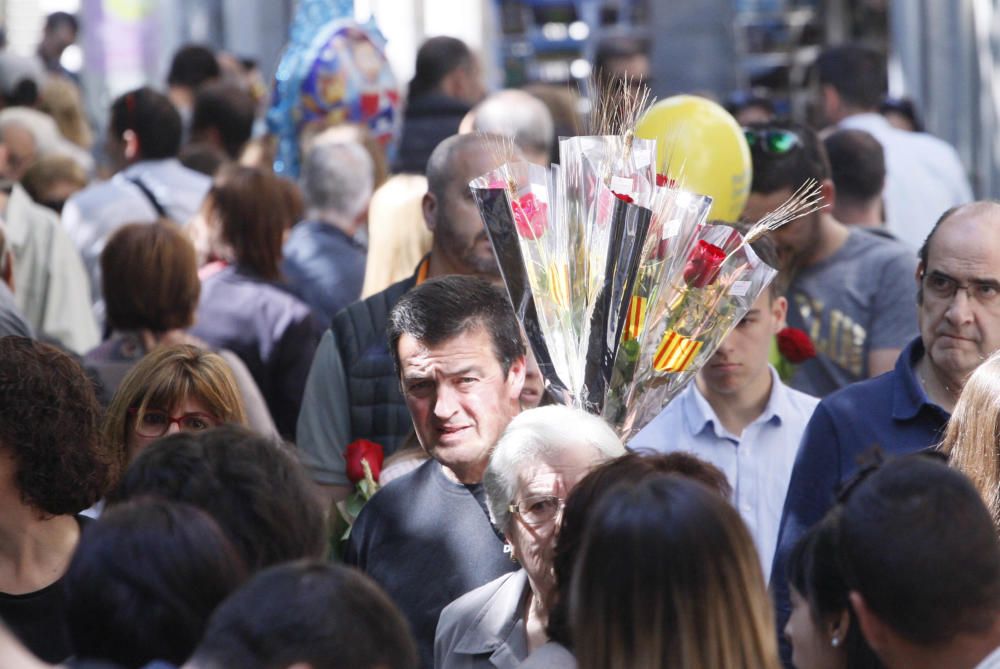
[128,408,220,438]
[743,128,802,155]
[509,495,565,526]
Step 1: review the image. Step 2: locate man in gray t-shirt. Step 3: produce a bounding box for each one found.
[743,120,921,397]
[784,227,917,396]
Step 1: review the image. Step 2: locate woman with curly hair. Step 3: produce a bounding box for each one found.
[0,336,119,663]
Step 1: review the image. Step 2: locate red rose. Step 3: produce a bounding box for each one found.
[777,327,816,364]
[345,439,384,484]
[512,193,548,239]
[655,173,676,188]
[613,191,634,204]
[682,240,727,288]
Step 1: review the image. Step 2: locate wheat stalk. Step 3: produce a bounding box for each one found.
[744,179,826,244]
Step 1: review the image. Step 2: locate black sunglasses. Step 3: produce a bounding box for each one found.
[743,128,802,154]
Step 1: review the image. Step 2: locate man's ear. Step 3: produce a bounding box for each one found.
[822,84,841,121]
[422,192,438,233]
[850,591,890,655]
[820,178,836,211]
[772,295,788,331]
[123,129,140,162]
[506,354,527,400]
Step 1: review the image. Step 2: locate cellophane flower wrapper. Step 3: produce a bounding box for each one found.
[580,194,652,411]
[601,185,712,426]
[470,160,572,402]
[604,223,778,441]
[556,135,657,405]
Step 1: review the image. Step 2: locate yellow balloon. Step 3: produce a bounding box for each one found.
[635,95,752,222]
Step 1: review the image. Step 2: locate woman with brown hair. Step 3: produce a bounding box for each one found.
[190,165,321,439]
[938,350,1000,527]
[103,344,247,462]
[85,220,275,436]
[570,475,781,669]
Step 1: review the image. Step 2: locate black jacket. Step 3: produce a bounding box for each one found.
[393,93,470,174]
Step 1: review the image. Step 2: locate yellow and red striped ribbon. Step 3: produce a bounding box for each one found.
[624,296,647,341]
[548,262,570,308]
[652,330,703,373]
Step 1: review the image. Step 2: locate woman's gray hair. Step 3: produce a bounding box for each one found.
[484,405,625,533]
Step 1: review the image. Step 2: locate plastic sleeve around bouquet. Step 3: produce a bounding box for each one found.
[601,187,713,427]
[605,223,778,441]
[580,191,652,412]
[470,161,571,403]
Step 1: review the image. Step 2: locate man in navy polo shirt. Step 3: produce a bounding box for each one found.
[770,200,1000,665]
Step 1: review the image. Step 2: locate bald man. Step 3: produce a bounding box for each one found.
[460,89,554,166]
[297,134,520,508]
[770,201,1000,664]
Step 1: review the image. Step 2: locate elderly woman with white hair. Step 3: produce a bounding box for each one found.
[434,405,625,669]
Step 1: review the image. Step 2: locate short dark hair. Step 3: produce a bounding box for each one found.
[190,562,418,669]
[747,119,831,195]
[547,452,731,646]
[408,36,473,99]
[167,44,221,89]
[824,128,885,204]
[0,336,117,514]
[107,425,326,570]
[206,165,295,280]
[815,45,886,111]
[44,11,78,35]
[388,275,526,377]
[880,97,923,132]
[66,498,248,668]
[593,36,649,76]
[101,221,200,332]
[110,87,182,160]
[837,455,1000,645]
[190,81,256,160]
[787,515,882,669]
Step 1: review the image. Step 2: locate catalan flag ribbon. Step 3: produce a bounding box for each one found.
[548,262,570,309]
[624,296,647,341]
[652,330,703,373]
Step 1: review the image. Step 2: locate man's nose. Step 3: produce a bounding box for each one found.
[945,287,976,324]
[433,384,460,418]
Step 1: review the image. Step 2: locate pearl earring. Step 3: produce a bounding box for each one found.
[831,637,841,648]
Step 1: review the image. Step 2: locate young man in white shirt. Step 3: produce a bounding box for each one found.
[630,236,818,579]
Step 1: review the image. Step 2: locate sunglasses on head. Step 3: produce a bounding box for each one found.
[743,128,802,154]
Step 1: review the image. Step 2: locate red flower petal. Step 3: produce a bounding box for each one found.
[345,439,384,484]
[777,327,817,364]
[682,240,727,288]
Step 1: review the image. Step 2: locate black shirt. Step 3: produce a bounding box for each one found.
[0,515,90,663]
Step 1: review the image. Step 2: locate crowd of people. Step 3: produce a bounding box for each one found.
[1,11,999,669]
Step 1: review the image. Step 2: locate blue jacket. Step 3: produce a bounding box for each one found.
[282,220,366,327]
[769,336,949,666]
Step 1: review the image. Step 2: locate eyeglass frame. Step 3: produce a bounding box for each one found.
[920,269,1000,307]
[743,127,802,155]
[127,407,221,438]
[508,494,566,526]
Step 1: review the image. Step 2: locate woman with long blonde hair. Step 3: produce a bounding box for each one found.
[938,350,1000,527]
[361,174,431,298]
[570,476,781,669]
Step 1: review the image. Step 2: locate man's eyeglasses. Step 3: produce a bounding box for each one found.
[128,408,220,438]
[743,128,801,155]
[509,495,565,526]
[921,270,1000,307]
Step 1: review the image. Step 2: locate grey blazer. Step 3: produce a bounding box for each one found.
[435,570,530,669]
